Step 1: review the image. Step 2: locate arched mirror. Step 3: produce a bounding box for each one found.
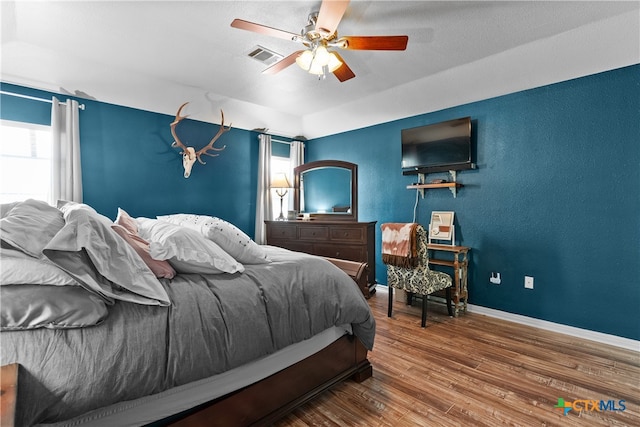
[294,160,358,222]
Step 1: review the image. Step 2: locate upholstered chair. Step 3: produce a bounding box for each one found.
[386,225,453,327]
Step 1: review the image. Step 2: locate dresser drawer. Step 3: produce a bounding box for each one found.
[272,240,314,254]
[299,226,329,240]
[313,244,365,262]
[329,226,366,243]
[267,224,296,240]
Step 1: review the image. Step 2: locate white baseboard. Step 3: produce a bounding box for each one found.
[467,304,639,352]
[375,285,639,352]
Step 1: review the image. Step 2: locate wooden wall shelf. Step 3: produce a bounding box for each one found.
[406,182,463,190]
[406,182,463,198]
[406,171,463,197]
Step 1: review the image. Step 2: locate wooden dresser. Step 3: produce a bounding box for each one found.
[265,220,376,297]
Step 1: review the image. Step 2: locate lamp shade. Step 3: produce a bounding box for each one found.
[295,50,314,71]
[326,52,342,72]
[270,172,291,189]
[296,46,342,75]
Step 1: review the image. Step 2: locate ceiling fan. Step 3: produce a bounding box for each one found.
[231,0,408,82]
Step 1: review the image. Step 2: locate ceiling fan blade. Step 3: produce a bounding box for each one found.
[315,0,350,35]
[332,53,355,82]
[262,51,304,75]
[231,19,299,42]
[340,35,408,50]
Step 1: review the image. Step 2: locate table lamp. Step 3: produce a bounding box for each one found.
[271,172,291,221]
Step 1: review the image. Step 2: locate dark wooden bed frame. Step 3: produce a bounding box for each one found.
[0,259,373,427]
[0,337,371,427]
[160,335,371,426]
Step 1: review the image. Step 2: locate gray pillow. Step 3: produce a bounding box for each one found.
[0,247,80,287]
[0,199,64,257]
[43,203,171,306]
[0,201,20,218]
[0,285,108,330]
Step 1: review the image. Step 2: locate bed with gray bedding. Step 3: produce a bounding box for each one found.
[0,200,375,426]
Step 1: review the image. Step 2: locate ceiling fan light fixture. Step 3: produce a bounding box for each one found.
[308,62,325,75]
[314,45,330,66]
[232,0,409,83]
[295,50,314,71]
[296,46,342,75]
[327,52,342,72]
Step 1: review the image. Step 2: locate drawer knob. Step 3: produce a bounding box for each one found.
[336,252,340,256]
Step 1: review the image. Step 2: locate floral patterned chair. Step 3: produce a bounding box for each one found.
[386,225,453,327]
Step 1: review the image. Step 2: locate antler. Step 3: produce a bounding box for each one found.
[170,102,231,178]
[195,109,231,164]
[170,102,190,154]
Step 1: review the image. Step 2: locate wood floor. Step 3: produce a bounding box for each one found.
[274,288,640,426]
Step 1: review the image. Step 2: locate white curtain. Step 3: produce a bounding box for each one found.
[254,134,272,244]
[51,97,82,203]
[289,140,305,212]
[289,140,304,174]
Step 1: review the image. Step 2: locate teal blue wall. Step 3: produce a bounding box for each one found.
[306,64,640,340]
[0,83,259,235]
[2,64,638,340]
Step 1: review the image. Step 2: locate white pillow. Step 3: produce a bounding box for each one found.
[157,214,270,264]
[137,218,244,275]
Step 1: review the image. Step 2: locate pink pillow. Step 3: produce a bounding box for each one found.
[113,210,176,280]
[115,207,139,235]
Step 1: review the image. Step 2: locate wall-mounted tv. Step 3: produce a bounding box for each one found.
[401,116,473,175]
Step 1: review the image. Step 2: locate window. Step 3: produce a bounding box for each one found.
[271,155,292,219]
[0,120,52,204]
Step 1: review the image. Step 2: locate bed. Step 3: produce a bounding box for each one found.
[0,200,375,426]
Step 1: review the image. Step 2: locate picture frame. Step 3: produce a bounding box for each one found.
[429,211,455,244]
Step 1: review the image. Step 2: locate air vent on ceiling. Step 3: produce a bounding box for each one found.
[247,45,283,67]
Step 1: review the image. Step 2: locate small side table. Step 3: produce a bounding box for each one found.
[427,244,470,316]
[1,363,18,427]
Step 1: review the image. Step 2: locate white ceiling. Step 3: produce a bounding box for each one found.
[1,1,638,139]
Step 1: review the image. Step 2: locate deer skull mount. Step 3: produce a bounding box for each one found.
[170,102,231,178]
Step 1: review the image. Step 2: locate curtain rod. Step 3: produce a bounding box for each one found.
[0,90,86,110]
[271,138,306,145]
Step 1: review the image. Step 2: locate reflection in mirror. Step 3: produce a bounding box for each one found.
[294,160,358,222]
[301,167,351,214]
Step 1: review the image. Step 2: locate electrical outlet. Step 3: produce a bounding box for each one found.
[524,276,534,289]
[490,272,501,284]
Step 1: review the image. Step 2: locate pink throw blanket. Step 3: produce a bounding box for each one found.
[381,223,419,267]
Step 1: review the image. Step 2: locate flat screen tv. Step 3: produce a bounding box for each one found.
[401,116,473,175]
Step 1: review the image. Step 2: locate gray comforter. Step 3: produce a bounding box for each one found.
[1,247,375,426]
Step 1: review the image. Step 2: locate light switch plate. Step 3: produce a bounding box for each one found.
[525,276,534,289]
